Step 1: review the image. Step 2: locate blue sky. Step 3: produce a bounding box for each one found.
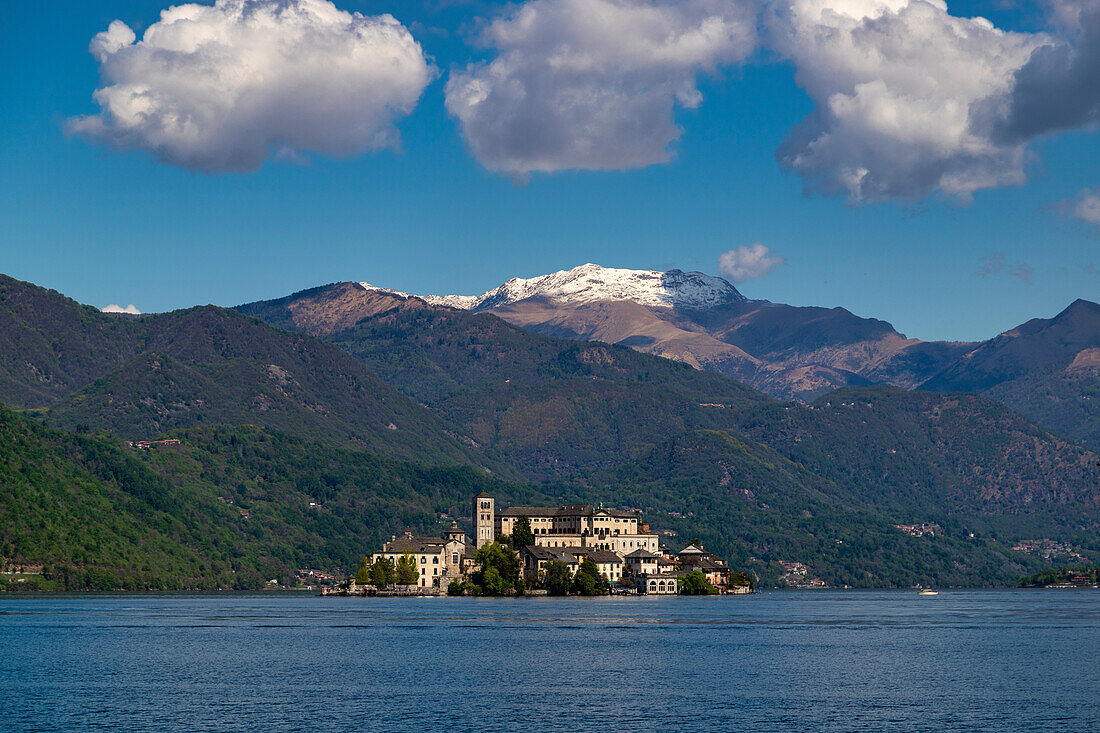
[1,0,1097,341]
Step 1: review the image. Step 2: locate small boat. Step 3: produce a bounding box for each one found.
[917,589,938,595]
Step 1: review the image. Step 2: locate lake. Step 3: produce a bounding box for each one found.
[2,590,1098,731]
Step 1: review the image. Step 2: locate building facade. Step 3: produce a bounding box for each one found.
[473,492,495,549]
[495,502,659,555]
[371,523,474,589]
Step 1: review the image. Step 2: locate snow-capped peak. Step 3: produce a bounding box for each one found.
[387,264,746,311]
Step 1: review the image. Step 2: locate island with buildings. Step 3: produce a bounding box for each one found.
[328,492,753,597]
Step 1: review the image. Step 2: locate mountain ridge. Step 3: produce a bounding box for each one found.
[343,264,1098,446]
[363,263,748,311]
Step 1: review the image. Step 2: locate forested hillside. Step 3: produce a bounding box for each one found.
[0,405,530,590]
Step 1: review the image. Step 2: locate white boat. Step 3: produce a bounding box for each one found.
[917,589,938,595]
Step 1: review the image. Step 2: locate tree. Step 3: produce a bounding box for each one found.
[355,557,371,585]
[470,542,521,595]
[369,557,395,587]
[678,570,718,595]
[544,560,572,596]
[511,515,535,550]
[571,558,609,596]
[729,571,754,591]
[395,552,419,585]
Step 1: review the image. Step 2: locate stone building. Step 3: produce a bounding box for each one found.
[495,502,660,554]
[371,523,474,589]
[674,543,731,592]
[521,546,625,586]
[473,492,495,549]
[623,548,660,577]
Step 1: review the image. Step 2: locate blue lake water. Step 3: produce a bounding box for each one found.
[2,590,1098,731]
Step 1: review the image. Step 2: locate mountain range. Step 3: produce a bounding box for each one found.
[354,263,1100,451]
[1,268,1098,590]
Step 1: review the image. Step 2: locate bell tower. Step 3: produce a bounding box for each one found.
[473,492,495,549]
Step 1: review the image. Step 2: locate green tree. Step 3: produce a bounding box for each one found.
[355,557,371,585]
[729,571,754,591]
[544,560,572,595]
[470,541,521,595]
[369,557,395,587]
[571,558,609,596]
[481,567,508,595]
[511,515,535,550]
[395,552,419,585]
[678,570,719,595]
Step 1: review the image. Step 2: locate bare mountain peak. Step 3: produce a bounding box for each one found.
[393,263,747,311]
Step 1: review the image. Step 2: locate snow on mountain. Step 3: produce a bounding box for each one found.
[375,264,746,311]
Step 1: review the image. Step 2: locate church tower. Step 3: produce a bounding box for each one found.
[473,492,495,549]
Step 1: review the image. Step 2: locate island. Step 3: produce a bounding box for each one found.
[325,492,755,597]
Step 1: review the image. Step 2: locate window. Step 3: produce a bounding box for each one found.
[433,557,439,564]
[452,553,459,564]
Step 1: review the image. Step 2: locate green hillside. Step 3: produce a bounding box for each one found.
[734,387,1099,525]
[577,428,1082,588]
[0,405,533,591]
[0,276,494,469]
[987,361,1100,452]
[0,274,143,407]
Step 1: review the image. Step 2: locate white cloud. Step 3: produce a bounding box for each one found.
[444,0,757,176]
[1059,186,1100,228]
[768,0,1044,203]
[102,304,142,314]
[69,0,433,173]
[718,242,786,283]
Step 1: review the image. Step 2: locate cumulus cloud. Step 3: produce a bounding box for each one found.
[102,304,142,314]
[768,0,1043,203]
[444,0,757,176]
[69,0,433,172]
[985,1,1100,144]
[1056,186,1100,228]
[718,243,786,283]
